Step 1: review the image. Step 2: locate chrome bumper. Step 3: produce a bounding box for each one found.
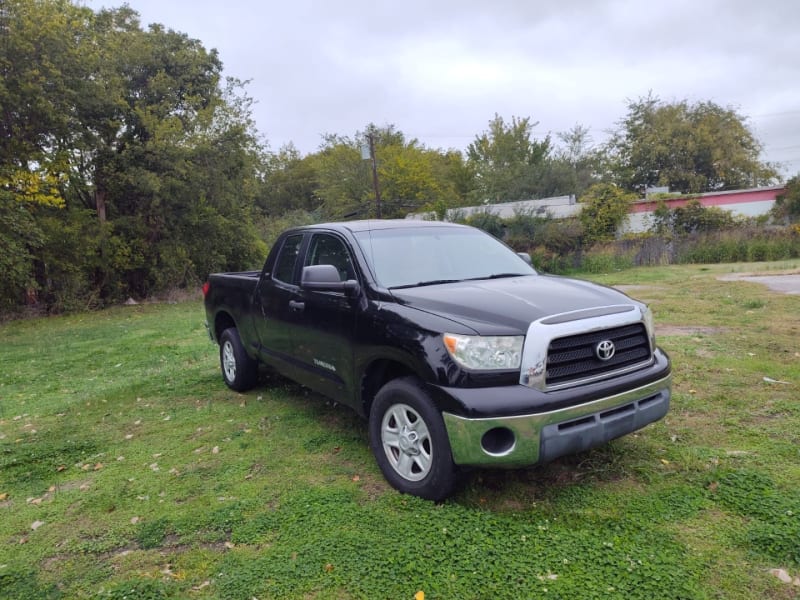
[442,374,671,467]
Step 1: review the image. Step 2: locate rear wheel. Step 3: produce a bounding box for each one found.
[219,327,258,392]
[369,376,457,501]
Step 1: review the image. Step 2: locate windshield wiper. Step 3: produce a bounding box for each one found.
[464,273,529,281]
[389,279,463,290]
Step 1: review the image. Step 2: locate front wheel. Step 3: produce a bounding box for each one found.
[369,376,457,501]
[219,327,259,392]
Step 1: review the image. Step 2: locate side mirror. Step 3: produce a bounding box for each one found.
[301,264,360,297]
[517,252,532,266]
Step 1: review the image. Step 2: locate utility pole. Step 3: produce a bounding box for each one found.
[366,132,383,219]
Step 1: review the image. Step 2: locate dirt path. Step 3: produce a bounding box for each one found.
[717,272,800,295]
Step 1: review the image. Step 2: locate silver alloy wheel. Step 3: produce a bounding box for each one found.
[221,340,237,382]
[380,403,433,482]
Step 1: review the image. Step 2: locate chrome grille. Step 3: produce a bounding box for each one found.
[546,323,651,387]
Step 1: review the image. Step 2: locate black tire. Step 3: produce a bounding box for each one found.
[219,327,259,392]
[369,376,457,501]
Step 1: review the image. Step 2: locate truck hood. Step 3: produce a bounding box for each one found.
[389,275,637,335]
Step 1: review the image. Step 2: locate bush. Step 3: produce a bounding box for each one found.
[465,209,505,239]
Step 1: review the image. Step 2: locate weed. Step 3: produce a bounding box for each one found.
[0,263,798,598]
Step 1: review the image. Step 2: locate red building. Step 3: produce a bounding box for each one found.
[623,185,786,233]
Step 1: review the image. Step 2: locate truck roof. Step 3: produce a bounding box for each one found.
[290,219,469,234]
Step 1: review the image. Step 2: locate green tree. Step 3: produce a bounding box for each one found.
[0,0,267,309]
[0,0,93,208]
[772,175,800,223]
[579,183,635,243]
[467,114,552,202]
[606,94,779,194]
[260,144,320,215]
[310,124,462,219]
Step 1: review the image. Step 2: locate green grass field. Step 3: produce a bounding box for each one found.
[1,262,799,599]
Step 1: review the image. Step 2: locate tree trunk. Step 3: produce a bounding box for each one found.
[95,187,107,222]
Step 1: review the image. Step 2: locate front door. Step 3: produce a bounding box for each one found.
[290,232,359,404]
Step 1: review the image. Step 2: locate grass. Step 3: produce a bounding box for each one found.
[1,263,799,599]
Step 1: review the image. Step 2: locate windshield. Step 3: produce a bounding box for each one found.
[355,226,535,289]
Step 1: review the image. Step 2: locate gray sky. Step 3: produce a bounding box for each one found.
[83,0,800,176]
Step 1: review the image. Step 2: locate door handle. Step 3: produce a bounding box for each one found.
[289,300,305,312]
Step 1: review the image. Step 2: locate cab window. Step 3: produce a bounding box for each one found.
[305,234,356,282]
[272,234,303,284]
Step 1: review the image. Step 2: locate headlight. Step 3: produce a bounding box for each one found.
[443,334,523,370]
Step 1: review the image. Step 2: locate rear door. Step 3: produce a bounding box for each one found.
[253,232,307,379]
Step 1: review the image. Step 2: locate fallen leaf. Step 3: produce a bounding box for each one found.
[212,446,220,454]
[0,493,7,501]
[81,464,91,471]
[763,376,790,385]
[770,569,792,584]
[192,581,211,591]
[324,563,334,573]
[224,541,234,549]
[30,520,44,531]
[29,497,43,506]
[56,465,66,472]
[19,537,28,544]
[149,463,159,471]
[130,516,140,524]
[124,434,134,440]
[93,463,103,471]
[79,483,90,491]
[415,592,425,600]
[48,486,55,492]
[351,475,361,482]
[660,459,670,465]
[708,481,719,492]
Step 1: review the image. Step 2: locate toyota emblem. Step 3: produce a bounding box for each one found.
[595,340,615,361]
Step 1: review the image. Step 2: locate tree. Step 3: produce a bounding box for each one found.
[0,0,267,309]
[772,175,800,223]
[0,0,93,208]
[579,183,635,244]
[467,114,551,202]
[520,124,603,200]
[605,94,779,194]
[260,144,320,215]
[310,124,462,219]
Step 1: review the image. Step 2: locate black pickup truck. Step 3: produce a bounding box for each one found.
[203,220,671,500]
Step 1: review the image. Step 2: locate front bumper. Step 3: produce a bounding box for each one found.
[441,374,671,467]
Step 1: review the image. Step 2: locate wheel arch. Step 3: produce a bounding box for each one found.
[359,358,417,418]
[213,310,236,342]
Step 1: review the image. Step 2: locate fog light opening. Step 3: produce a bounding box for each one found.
[481,427,516,457]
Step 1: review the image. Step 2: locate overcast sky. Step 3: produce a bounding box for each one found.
[83,0,800,176]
